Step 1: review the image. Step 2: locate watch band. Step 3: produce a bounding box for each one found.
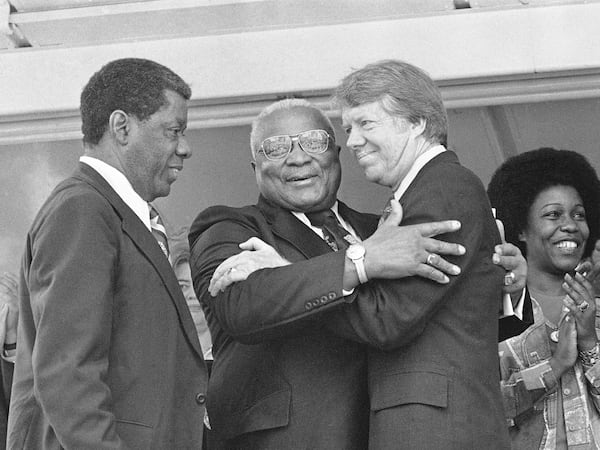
[353,257,368,284]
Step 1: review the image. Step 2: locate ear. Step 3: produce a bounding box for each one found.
[410,118,427,138]
[109,110,130,145]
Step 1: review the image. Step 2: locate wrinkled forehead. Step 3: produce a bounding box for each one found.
[259,107,333,140]
[341,100,391,125]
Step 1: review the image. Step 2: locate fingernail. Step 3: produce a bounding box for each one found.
[458,245,466,255]
[492,254,500,264]
[441,275,449,283]
[565,273,572,281]
[452,221,461,229]
[452,266,461,275]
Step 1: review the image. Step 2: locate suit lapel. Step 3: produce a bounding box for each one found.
[256,196,378,257]
[257,196,333,259]
[74,163,204,359]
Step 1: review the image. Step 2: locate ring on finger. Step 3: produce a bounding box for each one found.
[504,272,516,286]
[578,300,590,313]
[426,254,435,265]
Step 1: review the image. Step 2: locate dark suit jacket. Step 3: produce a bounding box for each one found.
[189,197,378,449]
[328,151,510,449]
[8,163,208,450]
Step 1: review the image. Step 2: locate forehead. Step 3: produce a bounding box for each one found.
[341,100,390,124]
[149,90,188,125]
[532,185,583,208]
[260,107,329,139]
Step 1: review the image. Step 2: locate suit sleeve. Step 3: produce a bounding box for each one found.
[327,166,503,350]
[189,210,351,344]
[27,191,129,449]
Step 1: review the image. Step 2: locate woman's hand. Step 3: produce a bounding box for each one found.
[550,314,578,377]
[562,262,600,351]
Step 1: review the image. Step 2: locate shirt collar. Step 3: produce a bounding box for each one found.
[393,145,447,201]
[80,156,151,230]
[291,201,358,239]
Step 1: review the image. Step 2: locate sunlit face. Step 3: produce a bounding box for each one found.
[123,90,191,201]
[253,107,341,213]
[341,100,424,190]
[519,185,589,275]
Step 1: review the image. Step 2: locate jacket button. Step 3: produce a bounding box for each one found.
[328,292,336,300]
[305,302,313,310]
[320,295,328,304]
[195,393,206,405]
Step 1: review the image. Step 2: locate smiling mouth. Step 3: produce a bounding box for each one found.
[555,240,581,254]
[287,174,315,182]
[355,150,374,161]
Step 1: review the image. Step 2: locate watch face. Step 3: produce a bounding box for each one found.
[347,244,365,259]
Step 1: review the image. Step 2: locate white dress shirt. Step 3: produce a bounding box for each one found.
[80,156,152,231]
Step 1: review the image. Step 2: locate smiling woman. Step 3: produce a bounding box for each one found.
[489,147,600,449]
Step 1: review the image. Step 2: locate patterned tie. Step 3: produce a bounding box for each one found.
[306,209,353,252]
[149,204,169,258]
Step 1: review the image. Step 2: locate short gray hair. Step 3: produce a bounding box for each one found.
[250,99,336,159]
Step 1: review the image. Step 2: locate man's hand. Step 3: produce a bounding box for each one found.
[209,237,290,296]
[493,243,527,295]
[363,199,464,284]
[0,272,19,345]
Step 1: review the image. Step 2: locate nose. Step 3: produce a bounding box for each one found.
[285,139,311,165]
[560,215,578,232]
[176,137,192,159]
[346,128,365,149]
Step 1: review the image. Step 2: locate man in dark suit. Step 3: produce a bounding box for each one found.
[8,58,208,449]
[188,98,487,449]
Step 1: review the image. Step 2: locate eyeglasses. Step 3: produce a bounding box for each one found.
[258,129,331,161]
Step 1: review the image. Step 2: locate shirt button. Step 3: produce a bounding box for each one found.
[320,295,328,304]
[195,393,206,405]
[563,388,571,396]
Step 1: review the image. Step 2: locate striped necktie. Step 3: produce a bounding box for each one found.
[149,205,169,258]
[306,209,352,252]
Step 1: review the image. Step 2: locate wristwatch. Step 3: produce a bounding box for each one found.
[346,243,368,284]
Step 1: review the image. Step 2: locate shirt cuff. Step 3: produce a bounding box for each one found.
[500,288,526,319]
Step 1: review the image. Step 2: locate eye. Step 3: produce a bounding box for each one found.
[574,209,586,220]
[167,128,185,138]
[360,120,375,129]
[543,210,561,219]
[342,125,351,135]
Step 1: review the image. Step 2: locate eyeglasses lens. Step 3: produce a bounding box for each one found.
[298,130,329,153]
[261,130,329,160]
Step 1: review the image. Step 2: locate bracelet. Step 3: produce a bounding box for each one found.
[3,342,16,351]
[579,342,600,367]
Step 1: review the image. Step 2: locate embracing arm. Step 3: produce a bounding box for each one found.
[27,192,128,449]
[191,204,464,344]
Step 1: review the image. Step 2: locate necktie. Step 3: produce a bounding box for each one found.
[306,209,352,252]
[149,204,169,258]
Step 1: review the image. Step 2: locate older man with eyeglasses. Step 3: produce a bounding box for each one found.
[188,98,523,449]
